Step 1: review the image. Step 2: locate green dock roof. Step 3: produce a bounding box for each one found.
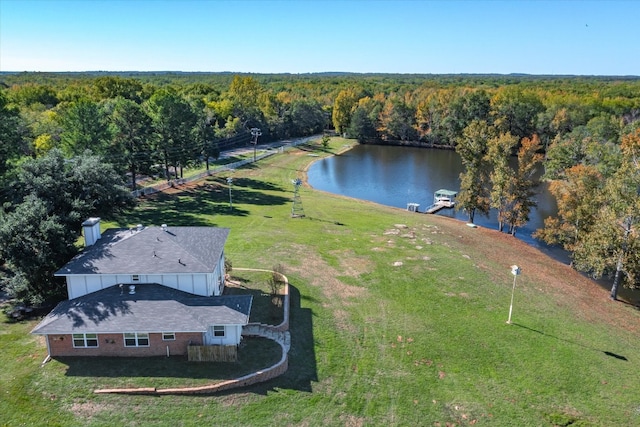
[434,189,458,197]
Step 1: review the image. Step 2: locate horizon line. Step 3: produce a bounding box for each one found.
[1,70,639,78]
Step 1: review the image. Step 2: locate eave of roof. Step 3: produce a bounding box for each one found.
[31,284,252,335]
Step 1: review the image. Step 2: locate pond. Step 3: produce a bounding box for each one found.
[307,144,640,303]
[307,144,558,250]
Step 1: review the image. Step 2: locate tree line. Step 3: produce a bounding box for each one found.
[0,72,639,304]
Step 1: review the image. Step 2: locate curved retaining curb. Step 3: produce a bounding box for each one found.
[95,340,288,396]
[94,268,291,396]
[235,267,290,333]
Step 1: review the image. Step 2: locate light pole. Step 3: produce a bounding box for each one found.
[227,177,233,209]
[250,127,262,162]
[507,265,521,324]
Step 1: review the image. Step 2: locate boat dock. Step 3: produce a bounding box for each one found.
[424,189,458,214]
[406,202,420,212]
[424,201,451,214]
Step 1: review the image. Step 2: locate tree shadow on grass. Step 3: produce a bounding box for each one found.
[117,177,292,227]
[256,284,317,393]
[123,197,234,226]
[227,177,286,193]
[224,280,284,325]
[511,322,628,361]
[296,143,334,155]
[231,187,290,207]
[303,216,347,227]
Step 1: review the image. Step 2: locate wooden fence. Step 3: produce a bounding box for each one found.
[187,345,237,362]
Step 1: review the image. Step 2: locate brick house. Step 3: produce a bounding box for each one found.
[31,220,252,358]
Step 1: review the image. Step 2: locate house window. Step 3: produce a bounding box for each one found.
[124,332,149,347]
[162,332,175,341]
[72,333,98,348]
[132,274,140,281]
[213,325,225,337]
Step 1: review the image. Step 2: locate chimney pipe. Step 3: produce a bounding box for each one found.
[82,217,101,247]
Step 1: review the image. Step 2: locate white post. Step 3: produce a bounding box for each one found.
[251,128,262,162]
[507,265,521,324]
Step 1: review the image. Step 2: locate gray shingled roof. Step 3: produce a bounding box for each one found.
[31,284,252,335]
[55,226,230,276]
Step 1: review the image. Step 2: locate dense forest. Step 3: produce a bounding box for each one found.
[1,72,639,304]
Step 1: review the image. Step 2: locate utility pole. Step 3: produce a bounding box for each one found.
[250,128,262,162]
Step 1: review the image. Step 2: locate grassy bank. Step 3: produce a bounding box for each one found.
[2,137,640,426]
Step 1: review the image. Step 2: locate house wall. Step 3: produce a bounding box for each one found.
[203,324,242,346]
[46,332,204,357]
[63,251,227,299]
[65,269,223,299]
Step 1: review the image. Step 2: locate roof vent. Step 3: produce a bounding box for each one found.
[161,224,168,231]
[129,285,136,295]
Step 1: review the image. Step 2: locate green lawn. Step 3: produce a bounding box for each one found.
[2,137,640,426]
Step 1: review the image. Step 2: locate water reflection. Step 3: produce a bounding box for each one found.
[308,144,554,247]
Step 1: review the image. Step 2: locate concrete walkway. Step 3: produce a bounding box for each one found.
[243,324,291,353]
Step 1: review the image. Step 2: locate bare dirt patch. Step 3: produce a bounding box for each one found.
[69,401,117,419]
[329,249,374,277]
[286,244,366,331]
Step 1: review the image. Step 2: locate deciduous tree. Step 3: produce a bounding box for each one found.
[456,120,493,223]
[534,164,604,252]
[377,93,417,141]
[0,196,71,304]
[0,91,27,177]
[226,75,265,129]
[287,99,326,137]
[503,134,544,235]
[346,96,382,142]
[0,149,133,304]
[443,89,491,145]
[572,129,640,300]
[486,132,518,232]
[490,87,543,140]
[93,76,143,102]
[332,88,359,135]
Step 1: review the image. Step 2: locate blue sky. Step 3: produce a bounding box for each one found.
[1,0,638,75]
